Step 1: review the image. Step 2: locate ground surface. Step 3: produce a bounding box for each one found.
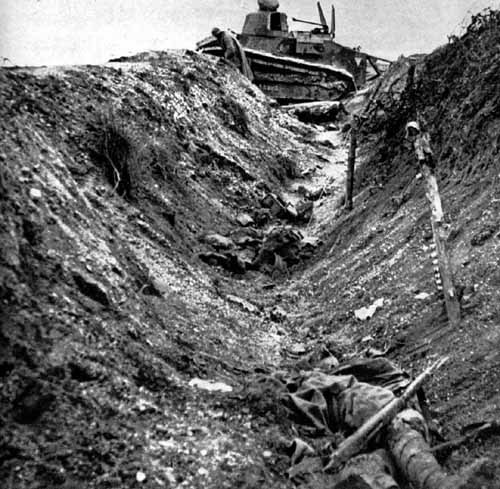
[1,12,500,489]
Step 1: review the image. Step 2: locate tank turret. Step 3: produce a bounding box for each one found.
[258,0,279,12]
[241,2,288,39]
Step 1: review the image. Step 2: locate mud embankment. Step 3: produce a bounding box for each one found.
[0,51,347,488]
[286,10,500,477]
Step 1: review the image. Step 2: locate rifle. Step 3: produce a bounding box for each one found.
[324,357,449,472]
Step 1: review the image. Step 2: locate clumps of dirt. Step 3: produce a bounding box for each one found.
[241,374,291,424]
[11,376,57,425]
[0,154,10,198]
[140,139,181,185]
[217,96,250,136]
[271,154,300,182]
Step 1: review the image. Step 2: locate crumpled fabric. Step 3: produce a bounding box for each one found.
[219,31,254,81]
[233,37,254,82]
[282,358,412,435]
[252,225,303,270]
[414,133,433,161]
[285,372,395,436]
[331,358,411,395]
[275,358,419,488]
[288,438,315,466]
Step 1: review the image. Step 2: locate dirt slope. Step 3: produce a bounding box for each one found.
[286,9,500,473]
[0,52,341,488]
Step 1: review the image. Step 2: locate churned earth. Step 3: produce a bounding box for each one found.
[1,10,500,489]
[0,51,350,489]
[284,10,500,479]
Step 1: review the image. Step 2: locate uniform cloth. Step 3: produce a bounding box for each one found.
[282,358,412,435]
[218,31,254,81]
[275,358,427,488]
[285,372,396,436]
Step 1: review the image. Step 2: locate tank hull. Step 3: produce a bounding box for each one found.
[197,41,356,104]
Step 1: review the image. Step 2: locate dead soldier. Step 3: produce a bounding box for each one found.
[211,27,254,81]
[252,357,497,488]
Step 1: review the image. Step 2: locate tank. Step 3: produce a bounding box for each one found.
[197,2,390,104]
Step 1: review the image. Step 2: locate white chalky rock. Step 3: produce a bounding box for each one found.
[189,378,233,393]
[29,188,42,200]
[415,292,431,300]
[136,471,147,483]
[355,298,385,321]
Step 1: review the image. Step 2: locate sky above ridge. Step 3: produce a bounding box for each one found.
[0,0,497,66]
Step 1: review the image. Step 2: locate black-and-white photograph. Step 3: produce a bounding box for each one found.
[1,1,500,488]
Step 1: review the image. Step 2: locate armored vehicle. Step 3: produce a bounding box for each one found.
[197,1,390,103]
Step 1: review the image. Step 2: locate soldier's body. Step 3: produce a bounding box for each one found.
[211,27,254,81]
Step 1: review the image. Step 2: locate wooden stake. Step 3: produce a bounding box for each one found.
[411,127,461,327]
[345,123,357,210]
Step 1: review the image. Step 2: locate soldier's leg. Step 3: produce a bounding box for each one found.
[387,409,498,489]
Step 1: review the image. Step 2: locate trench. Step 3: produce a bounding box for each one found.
[2,18,500,486]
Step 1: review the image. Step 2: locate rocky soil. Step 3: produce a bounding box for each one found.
[1,10,500,489]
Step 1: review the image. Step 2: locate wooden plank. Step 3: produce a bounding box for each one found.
[409,124,461,327]
[344,123,357,210]
[422,165,461,326]
[367,56,381,76]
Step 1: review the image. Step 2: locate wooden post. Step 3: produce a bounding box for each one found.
[345,123,357,210]
[409,124,461,327]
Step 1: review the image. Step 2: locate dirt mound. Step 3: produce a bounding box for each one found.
[0,51,334,488]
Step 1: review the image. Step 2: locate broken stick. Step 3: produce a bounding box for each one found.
[344,120,358,210]
[431,421,500,457]
[324,357,448,473]
[406,121,461,327]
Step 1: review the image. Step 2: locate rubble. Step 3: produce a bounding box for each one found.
[284,101,348,124]
[72,269,111,306]
[28,188,42,200]
[270,306,288,323]
[355,298,385,321]
[198,251,246,274]
[235,213,255,227]
[188,378,233,393]
[203,233,235,250]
